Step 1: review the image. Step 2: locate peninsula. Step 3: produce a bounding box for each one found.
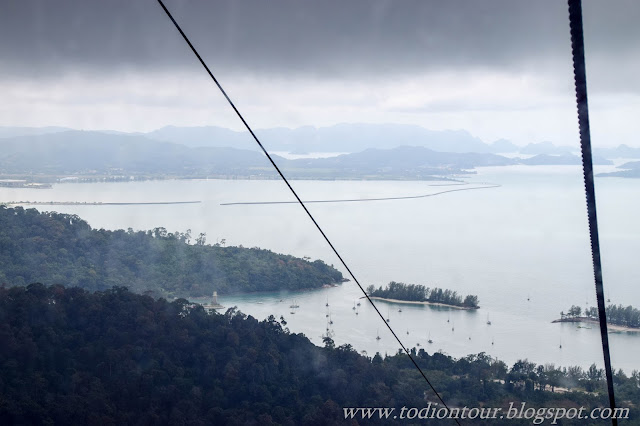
[553,304,640,332]
[0,205,344,298]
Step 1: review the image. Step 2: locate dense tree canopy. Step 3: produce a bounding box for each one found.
[0,205,343,297]
[563,304,640,328]
[0,284,637,425]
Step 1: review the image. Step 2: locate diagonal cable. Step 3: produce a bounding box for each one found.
[567,1,617,423]
[156,0,460,423]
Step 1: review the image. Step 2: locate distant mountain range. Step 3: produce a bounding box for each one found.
[0,130,617,181]
[2,124,639,158]
[0,126,72,139]
[0,131,279,177]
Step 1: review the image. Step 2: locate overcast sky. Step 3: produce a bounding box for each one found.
[1,0,639,147]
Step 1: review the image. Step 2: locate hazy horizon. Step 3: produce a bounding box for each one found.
[3,122,640,152]
[2,1,639,149]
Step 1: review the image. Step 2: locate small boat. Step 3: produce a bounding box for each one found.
[486,313,492,325]
[491,337,495,345]
[398,307,402,312]
[428,332,433,344]
[289,300,299,308]
[376,329,381,340]
[416,342,421,347]
[406,329,410,335]
[352,301,356,310]
[329,314,334,325]
[357,301,361,306]
[386,307,390,322]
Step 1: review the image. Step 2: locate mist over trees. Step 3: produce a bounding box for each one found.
[0,205,343,297]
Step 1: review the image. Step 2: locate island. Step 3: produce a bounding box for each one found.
[366,281,479,309]
[553,304,640,332]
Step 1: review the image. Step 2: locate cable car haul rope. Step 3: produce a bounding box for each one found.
[567,0,617,423]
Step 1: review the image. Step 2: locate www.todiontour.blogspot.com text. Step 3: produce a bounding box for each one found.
[343,402,629,424]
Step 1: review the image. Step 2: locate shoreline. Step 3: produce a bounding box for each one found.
[180,281,345,300]
[552,317,640,332]
[368,296,479,310]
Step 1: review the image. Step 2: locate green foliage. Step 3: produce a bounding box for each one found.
[0,205,343,297]
[367,281,479,308]
[565,303,640,328]
[0,284,636,425]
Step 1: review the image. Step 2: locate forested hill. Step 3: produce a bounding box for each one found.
[0,284,636,424]
[0,205,343,297]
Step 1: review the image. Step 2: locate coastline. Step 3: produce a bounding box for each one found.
[368,296,478,310]
[552,317,640,333]
[179,281,344,300]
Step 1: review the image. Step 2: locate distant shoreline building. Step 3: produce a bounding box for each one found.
[0,179,51,189]
[203,291,224,311]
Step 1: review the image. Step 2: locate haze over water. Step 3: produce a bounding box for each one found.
[2,164,639,372]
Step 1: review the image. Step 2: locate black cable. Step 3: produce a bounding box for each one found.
[567,1,617,424]
[155,0,461,423]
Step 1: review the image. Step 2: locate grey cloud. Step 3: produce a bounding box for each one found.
[0,1,624,76]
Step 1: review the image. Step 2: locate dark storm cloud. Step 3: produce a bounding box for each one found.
[0,0,638,79]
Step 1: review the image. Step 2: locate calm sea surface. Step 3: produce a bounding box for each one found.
[2,164,639,372]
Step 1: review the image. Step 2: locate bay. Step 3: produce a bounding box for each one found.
[2,164,638,372]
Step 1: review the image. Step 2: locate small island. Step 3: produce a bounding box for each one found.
[553,304,640,332]
[366,281,479,309]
